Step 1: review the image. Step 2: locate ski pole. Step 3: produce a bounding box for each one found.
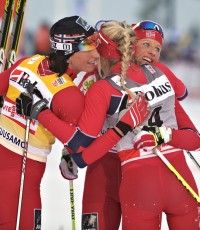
[69,180,76,230]
[15,117,31,230]
[186,151,200,171]
[154,148,200,203]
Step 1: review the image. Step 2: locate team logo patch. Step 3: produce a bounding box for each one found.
[34,209,41,230]
[82,213,98,230]
[52,76,66,86]
[76,17,91,31]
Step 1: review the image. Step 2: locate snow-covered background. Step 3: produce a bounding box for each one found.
[41,98,200,230]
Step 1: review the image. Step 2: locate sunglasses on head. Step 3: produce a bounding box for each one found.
[78,33,100,51]
[134,20,164,38]
[95,20,112,31]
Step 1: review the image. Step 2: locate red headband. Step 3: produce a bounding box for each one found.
[134,29,163,45]
[97,30,121,59]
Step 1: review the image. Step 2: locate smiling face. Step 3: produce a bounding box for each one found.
[68,49,100,73]
[134,38,162,65]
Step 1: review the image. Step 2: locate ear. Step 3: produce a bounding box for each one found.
[132,44,136,54]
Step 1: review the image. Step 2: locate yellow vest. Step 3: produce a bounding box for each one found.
[0,54,75,162]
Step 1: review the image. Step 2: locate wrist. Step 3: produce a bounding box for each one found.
[115,121,132,136]
[159,127,172,143]
[71,152,87,168]
[112,126,124,137]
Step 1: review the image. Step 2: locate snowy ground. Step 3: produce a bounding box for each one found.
[41,98,200,230]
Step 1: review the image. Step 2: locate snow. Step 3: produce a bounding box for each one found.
[41,98,200,230]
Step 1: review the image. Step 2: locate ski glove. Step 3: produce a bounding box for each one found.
[59,148,78,180]
[16,92,48,119]
[0,96,4,109]
[134,126,172,151]
[113,93,149,137]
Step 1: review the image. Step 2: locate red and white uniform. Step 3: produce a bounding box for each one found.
[0,55,84,229]
[36,62,200,229]
[81,63,198,230]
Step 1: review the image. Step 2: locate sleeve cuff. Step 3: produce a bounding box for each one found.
[71,152,87,168]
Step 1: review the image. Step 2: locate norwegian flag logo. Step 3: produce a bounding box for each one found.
[146,31,156,38]
[145,64,156,74]
[10,69,29,82]
[53,34,85,43]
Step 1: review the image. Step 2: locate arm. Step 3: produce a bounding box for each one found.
[38,85,85,143]
[133,99,200,152]
[40,79,148,167]
[168,99,200,150]
[37,80,112,147]
[0,59,25,95]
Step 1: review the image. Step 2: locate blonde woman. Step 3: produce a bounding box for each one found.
[82,20,200,230]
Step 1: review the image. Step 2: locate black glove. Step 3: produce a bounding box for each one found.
[59,148,78,180]
[0,96,4,109]
[16,92,48,119]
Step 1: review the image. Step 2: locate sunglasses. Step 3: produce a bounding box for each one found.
[78,33,100,51]
[134,20,164,38]
[94,19,114,31]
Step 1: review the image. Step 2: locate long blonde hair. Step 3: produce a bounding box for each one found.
[99,20,136,97]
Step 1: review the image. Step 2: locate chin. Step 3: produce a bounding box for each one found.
[87,66,96,72]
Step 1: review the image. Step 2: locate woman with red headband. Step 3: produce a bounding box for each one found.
[81,20,200,230]
[115,21,200,229]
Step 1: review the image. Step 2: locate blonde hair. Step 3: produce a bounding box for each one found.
[100,21,136,97]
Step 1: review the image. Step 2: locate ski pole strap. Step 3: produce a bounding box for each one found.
[154,149,200,203]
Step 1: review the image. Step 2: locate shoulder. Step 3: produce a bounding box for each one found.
[87,79,114,92]
[54,86,84,103]
[52,86,84,112]
[51,86,85,122]
[156,62,187,100]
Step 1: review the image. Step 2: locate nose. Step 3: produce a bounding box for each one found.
[148,47,157,56]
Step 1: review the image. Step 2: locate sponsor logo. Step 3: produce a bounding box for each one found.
[76,17,91,31]
[82,213,98,230]
[10,68,38,89]
[131,75,175,106]
[0,127,25,148]
[70,187,75,220]
[81,76,96,94]
[34,209,41,230]
[144,81,172,101]
[145,64,156,74]
[52,76,66,86]
[1,100,37,131]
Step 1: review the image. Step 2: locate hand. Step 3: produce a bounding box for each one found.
[113,93,149,136]
[16,93,48,119]
[59,148,78,180]
[134,126,172,151]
